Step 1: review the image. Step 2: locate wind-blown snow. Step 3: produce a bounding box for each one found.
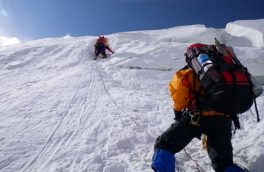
[0,19,263,172]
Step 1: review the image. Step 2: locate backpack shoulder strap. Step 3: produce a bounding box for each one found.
[180,65,190,71]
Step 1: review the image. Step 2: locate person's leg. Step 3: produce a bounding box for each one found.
[152,121,201,172]
[201,116,233,172]
[101,49,107,58]
[95,44,106,58]
[95,50,100,57]
[95,45,100,57]
[155,121,201,153]
[151,149,175,172]
[96,44,106,58]
[224,164,249,172]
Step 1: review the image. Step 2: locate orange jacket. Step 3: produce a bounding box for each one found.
[169,67,226,116]
[169,67,202,112]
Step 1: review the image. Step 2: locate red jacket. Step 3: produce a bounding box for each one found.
[95,36,114,53]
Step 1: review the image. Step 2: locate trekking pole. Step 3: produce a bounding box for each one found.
[250,76,261,122]
[253,94,260,122]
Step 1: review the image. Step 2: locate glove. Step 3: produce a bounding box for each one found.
[180,110,191,123]
[173,109,182,121]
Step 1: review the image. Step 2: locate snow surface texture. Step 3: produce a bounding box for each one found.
[0,19,264,172]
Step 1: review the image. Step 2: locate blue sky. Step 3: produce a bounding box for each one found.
[0,0,264,41]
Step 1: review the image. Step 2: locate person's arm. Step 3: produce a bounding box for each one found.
[169,69,194,121]
[105,46,114,54]
[169,69,193,112]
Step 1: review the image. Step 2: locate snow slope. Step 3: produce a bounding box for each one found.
[0,19,264,172]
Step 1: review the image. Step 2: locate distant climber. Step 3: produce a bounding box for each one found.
[94,35,114,60]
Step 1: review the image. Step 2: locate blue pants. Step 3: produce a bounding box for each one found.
[151,148,248,172]
[151,149,175,172]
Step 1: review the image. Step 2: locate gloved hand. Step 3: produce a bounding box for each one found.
[180,110,191,123]
[173,109,182,121]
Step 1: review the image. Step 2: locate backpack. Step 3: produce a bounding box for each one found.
[185,39,254,115]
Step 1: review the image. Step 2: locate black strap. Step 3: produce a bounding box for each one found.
[250,79,261,122]
[230,114,240,130]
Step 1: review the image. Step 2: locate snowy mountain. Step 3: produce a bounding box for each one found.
[0,19,264,172]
